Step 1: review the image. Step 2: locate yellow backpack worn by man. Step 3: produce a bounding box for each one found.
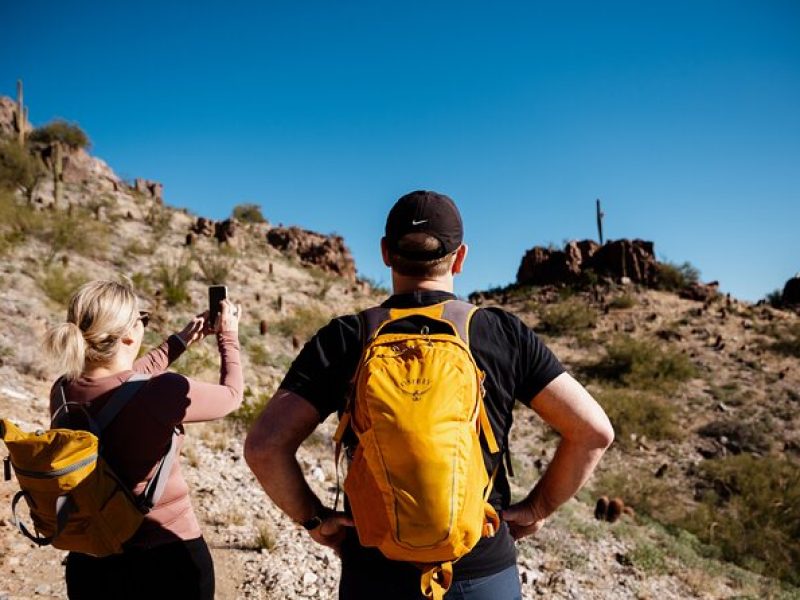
[334,300,500,598]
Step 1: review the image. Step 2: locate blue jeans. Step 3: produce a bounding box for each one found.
[444,564,521,600]
[339,562,521,600]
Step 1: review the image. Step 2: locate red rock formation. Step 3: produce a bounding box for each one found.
[516,239,657,287]
[266,226,357,281]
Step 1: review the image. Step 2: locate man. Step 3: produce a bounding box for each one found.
[245,190,614,599]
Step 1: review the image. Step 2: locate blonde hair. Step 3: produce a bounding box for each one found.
[388,232,458,278]
[42,280,140,380]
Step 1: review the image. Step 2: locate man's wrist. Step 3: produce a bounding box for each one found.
[297,505,332,531]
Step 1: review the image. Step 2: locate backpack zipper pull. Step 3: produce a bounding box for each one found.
[3,456,11,481]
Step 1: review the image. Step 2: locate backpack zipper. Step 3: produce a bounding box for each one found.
[11,453,98,479]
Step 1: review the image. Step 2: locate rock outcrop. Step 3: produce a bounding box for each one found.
[783,274,800,306]
[517,239,658,287]
[266,226,357,281]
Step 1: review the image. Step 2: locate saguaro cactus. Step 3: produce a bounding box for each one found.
[53,142,64,206]
[16,79,26,146]
[596,198,605,245]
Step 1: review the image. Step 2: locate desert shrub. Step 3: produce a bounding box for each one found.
[154,258,193,306]
[232,203,266,223]
[145,203,173,238]
[230,388,272,426]
[273,306,332,342]
[194,252,236,285]
[608,293,636,310]
[39,207,110,264]
[538,298,598,334]
[0,140,46,199]
[594,468,686,524]
[656,261,700,291]
[588,335,696,391]
[37,265,89,305]
[29,120,90,150]
[765,289,783,308]
[769,322,800,358]
[697,419,771,454]
[596,389,680,448]
[170,346,216,377]
[681,455,800,585]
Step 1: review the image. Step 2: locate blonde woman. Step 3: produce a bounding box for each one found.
[42,280,243,600]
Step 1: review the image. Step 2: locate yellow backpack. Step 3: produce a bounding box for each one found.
[334,300,501,599]
[1,374,178,556]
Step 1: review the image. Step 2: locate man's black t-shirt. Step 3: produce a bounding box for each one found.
[279,290,564,586]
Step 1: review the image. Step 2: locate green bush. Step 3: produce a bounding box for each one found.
[230,388,272,427]
[608,293,636,310]
[538,298,598,334]
[656,261,700,291]
[37,265,89,305]
[596,389,680,448]
[0,140,46,199]
[769,322,800,358]
[232,203,266,223]
[589,335,696,391]
[194,252,236,285]
[765,289,783,308]
[681,455,800,585]
[154,259,193,306]
[40,207,110,264]
[29,120,90,150]
[273,306,332,342]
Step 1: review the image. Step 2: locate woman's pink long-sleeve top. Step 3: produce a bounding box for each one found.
[49,332,243,549]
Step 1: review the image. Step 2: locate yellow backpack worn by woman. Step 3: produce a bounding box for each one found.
[1,374,178,556]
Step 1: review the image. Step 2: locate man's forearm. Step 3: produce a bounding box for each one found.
[246,447,323,524]
[526,438,607,520]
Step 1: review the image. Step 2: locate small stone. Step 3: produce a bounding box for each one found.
[302,572,318,587]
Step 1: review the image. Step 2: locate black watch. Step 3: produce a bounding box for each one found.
[299,506,331,531]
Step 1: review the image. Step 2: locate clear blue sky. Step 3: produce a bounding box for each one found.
[3,1,798,300]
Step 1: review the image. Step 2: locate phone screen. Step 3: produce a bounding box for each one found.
[209,285,228,326]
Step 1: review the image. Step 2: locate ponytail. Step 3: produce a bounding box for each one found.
[42,322,87,381]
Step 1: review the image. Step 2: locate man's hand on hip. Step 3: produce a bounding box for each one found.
[308,512,354,556]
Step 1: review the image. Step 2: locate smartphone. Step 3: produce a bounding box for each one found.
[209,285,228,327]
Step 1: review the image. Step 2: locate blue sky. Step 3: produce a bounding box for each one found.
[3,1,798,300]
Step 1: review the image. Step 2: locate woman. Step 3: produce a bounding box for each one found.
[42,279,243,600]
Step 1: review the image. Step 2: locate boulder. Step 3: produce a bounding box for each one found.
[516,240,599,286]
[589,239,658,285]
[782,274,800,306]
[214,219,238,245]
[266,226,357,281]
[191,217,216,237]
[134,178,164,203]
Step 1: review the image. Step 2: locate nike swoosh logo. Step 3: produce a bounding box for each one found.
[411,219,428,226]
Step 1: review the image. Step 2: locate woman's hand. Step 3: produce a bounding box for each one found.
[215,299,241,334]
[176,311,210,347]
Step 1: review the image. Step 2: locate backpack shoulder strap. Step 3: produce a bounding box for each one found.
[94,373,151,433]
[441,299,478,344]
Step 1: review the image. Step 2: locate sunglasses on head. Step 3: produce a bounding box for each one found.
[138,311,150,328]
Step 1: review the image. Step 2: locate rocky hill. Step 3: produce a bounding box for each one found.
[0,95,798,599]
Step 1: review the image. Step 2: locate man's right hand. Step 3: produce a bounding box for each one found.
[308,512,354,556]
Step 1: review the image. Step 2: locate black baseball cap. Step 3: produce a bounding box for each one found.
[384,190,463,260]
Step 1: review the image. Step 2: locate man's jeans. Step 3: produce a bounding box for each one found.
[445,564,522,600]
[339,563,522,600]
